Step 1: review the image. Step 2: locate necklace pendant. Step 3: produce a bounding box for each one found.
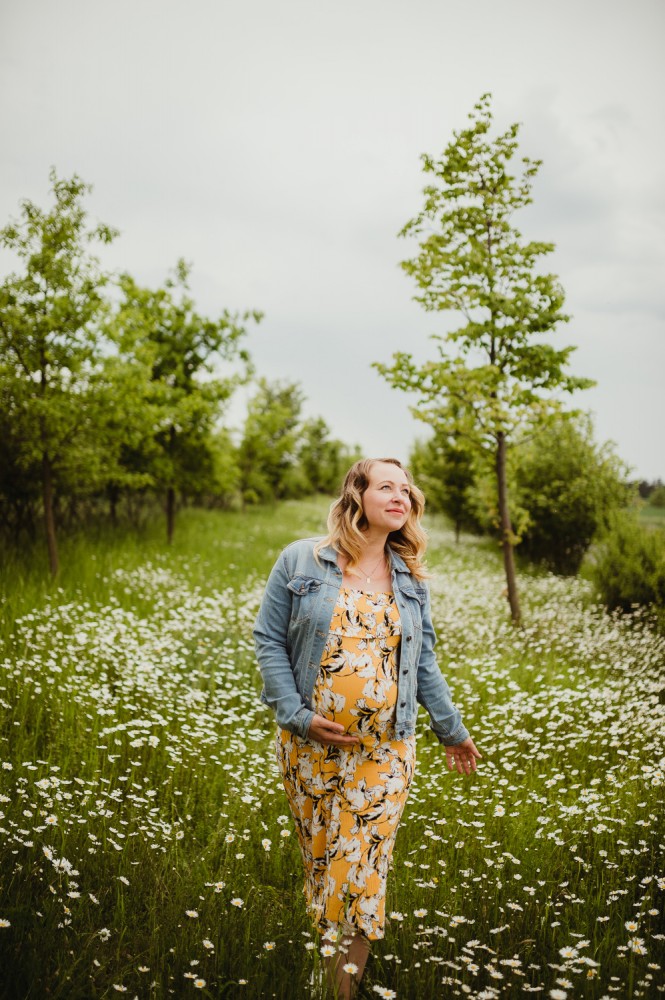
[366,576,371,584]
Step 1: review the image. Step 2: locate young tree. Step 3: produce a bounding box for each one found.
[238,379,305,504]
[109,261,260,542]
[0,170,117,575]
[297,417,353,495]
[375,94,594,623]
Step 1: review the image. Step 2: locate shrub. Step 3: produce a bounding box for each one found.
[649,483,665,508]
[513,415,631,574]
[589,513,665,615]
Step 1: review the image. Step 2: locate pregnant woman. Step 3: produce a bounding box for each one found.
[253,458,481,999]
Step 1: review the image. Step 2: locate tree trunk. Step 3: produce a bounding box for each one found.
[455,519,461,544]
[495,432,521,625]
[108,485,118,527]
[166,423,176,544]
[166,486,175,545]
[42,453,59,578]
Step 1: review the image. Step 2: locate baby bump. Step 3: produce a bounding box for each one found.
[313,662,398,738]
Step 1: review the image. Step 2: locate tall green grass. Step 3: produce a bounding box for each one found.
[0,501,663,999]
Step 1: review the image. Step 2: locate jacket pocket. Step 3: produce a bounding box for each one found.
[287,575,322,623]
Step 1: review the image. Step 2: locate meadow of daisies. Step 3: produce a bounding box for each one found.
[0,498,663,999]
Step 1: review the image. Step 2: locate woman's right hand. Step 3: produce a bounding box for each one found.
[307,714,360,746]
[444,736,482,775]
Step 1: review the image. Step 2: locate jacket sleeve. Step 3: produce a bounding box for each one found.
[253,551,315,738]
[415,583,470,746]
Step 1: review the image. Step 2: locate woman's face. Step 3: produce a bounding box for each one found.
[361,462,412,535]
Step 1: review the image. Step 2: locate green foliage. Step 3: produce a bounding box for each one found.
[0,170,361,564]
[649,483,665,508]
[202,427,242,507]
[107,261,261,538]
[0,169,118,569]
[0,367,41,532]
[513,415,632,574]
[375,94,595,621]
[238,378,306,503]
[589,512,665,616]
[297,417,357,495]
[237,384,358,505]
[376,93,593,449]
[0,170,348,554]
[409,434,483,538]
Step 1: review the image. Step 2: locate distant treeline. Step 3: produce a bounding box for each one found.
[1,169,663,621]
[0,171,356,574]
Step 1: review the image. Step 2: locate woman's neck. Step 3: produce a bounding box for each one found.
[357,530,389,562]
[338,530,392,586]
[336,530,389,571]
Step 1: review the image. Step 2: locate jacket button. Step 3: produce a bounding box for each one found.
[406,635,412,642]
[400,701,406,707]
[402,669,409,675]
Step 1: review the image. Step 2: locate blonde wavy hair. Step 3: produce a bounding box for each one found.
[314,457,429,580]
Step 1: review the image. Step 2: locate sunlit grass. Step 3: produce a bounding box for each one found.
[0,501,663,999]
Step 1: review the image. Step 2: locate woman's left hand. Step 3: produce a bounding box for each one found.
[444,736,482,776]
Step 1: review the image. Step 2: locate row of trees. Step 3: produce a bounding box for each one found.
[0,172,353,575]
[3,98,659,622]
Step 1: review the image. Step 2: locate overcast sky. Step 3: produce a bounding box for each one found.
[1,0,663,479]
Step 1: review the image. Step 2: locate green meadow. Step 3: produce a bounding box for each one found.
[0,499,663,999]
[639,506,665,532]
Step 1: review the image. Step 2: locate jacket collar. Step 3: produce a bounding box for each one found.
[317,541,410,575]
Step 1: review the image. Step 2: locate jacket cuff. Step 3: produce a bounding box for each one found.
[293,706,315,739]
[431,721,470,746]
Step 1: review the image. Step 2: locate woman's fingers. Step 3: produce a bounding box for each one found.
[455,756,473,775]
[444,737,482,776]
[317,716,344,734]
[308,715,360,746]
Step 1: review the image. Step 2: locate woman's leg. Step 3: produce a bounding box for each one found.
[323,932,371,1000]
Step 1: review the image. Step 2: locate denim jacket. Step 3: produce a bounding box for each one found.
[253,538,469,746]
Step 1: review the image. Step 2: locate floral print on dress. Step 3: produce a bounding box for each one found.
[276,587,416,941]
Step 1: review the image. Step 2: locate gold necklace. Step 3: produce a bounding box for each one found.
[356,552,387,585]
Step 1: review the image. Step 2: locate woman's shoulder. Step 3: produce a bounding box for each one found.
[279,536,327,567]
[274,537,337,581]
[281,536,323,555]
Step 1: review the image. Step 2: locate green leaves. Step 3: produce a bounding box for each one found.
[0,171,266,558]
[104,261,261,534]
[0,171,118,457]
[514,415,634,574]
[377,95,597,621]
[377,93,594,452]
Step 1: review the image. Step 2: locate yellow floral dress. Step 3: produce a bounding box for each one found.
[275,587,416,941]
